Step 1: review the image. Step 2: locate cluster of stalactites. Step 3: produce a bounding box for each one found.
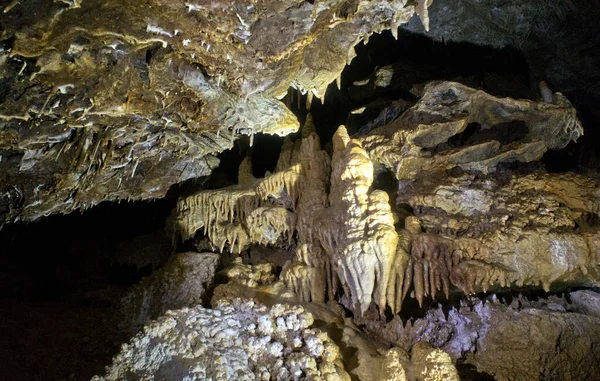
[172,164,302,253]
[172,122,329,255]
[280,120,336,304]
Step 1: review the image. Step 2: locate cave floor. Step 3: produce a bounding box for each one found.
[0,288,128,381]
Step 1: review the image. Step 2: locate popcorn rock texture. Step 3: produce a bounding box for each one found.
[93,299,349,381]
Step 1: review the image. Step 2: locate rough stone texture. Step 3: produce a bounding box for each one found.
[94,298,350,380]
[119,252,220,334]
[401,0,600,103]
[410,341,460,381]
[568,289,600,318]
[360,81,582,182]
[173,83,599,317]
[400,0,600,175]
[220,258,277,288]
[402,171,600,299]
[173,122,403,316]
[351,80,598,306]
[0,0,432,225]
[355,292,600,381]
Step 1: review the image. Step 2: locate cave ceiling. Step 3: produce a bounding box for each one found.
[0,0,434,223]
[1,0,600,224]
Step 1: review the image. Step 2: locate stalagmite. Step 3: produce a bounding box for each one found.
[171,84,599,318]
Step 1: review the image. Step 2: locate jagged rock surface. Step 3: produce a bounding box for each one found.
[173,123,403,316]
[405,172,600,296]
[119,252,220,334]
[353,81,597,306]
[360,293,600,381]
[0,0,434,224]
[173,82,598,316]
[360,81,582,182]
[401,0,600,110]
[94,298,350,381]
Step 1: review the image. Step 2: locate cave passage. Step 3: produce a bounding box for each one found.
[0,26,594,381]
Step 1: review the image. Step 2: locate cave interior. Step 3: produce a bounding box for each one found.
[1,1,600,380]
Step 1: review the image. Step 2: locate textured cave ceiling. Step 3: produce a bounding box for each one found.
[2,0,600,380]
[2,0,598,225]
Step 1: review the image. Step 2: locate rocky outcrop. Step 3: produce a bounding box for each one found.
[361,293,600,381]
[405,172,600,296]
[360,81,582,183]
[172,122,403,315]
[119,252,220,334]
[401,0,600,104]
[172,82,598,317]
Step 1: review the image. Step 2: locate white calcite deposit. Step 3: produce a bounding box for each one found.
[93,298,348,381]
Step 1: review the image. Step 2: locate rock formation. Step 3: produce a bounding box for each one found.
[172,81,597,316]
[94,299,350,381]
[3,1,600,380]
[119,251,220,334]
[357,292,600,380]
[0,0,434,224]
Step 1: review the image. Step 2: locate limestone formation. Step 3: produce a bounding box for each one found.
[0,0,434,225]
[173,123,404,316]
[173,81,598,318]
[220,258,277,289]
[405,172,600,297]
[361,293,600,381]
[4,1,600,380]
[320,126,400,314]
[360,81,582,183]
[119,252,220,334]
[94,299,350,380]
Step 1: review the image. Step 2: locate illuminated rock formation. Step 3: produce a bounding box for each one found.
[319,126,400,314]
[93,299,349,380]
[0,0,433,224]
[360,293,600,381]
[405,172,600,297]
[173,82,598,316]
[360,81,582,184]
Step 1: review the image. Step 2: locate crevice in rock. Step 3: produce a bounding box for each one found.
[296,29,533,145]
[250,133,285,178]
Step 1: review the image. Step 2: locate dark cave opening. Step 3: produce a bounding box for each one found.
[202,133,287,188]
[0,198,176,381]
[250,133,285,178]
[285,29,534,147]
[0,198,176,299]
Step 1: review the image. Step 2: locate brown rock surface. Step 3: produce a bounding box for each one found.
[0,0,431,224]
[119,251,220,334]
